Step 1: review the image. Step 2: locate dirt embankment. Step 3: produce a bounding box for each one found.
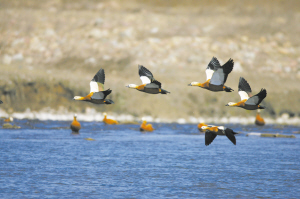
[0,0,300,120]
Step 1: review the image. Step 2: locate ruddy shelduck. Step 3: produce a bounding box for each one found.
[103,112,118,125]
[201,125,238,146]
[70,114,81,133]
[140,120,154,132]
[4,116,13,122]
[226,77,267,110]
[188,57,234,92]
[73,68,114,104]
[126,65,170,94]
[255,109,265,126]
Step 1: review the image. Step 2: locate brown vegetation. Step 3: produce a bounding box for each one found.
[0,0,300,120]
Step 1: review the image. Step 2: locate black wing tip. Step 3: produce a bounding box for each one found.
[92,68,105,84]
[238,77,252,92]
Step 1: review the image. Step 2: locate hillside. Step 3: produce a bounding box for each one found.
[1,0,300,121]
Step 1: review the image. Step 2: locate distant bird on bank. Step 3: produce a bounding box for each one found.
[201,125,238,146]
[126,65,170,94]
[140,120,154,132]
[103,112,118,125]
[4,116,13,122]
[73,68,114,104]
[255,109,265,126]
[188,57,234,92]
[70,114,81,133]
[226,77,267,110]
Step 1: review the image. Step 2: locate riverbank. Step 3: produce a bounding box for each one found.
[1,108,299,125]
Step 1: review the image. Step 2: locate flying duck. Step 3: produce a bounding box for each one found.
[140,120,154,132]
[255,109,265,126]
[226,77,267,110]
[188,57,234,92]
[103,112,118,125]
[201,125,238,146]
[73,68,114,104]
[126,65,170,94]
[70,114,81,133]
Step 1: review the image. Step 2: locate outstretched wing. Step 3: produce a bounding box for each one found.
[205,131,217,146]
[90,68,105,92]
[245,89,267,106]
[206,57,221,80]
[224,128,236,145]
[238,77,252,101]
[91,89,112,100]
[209,58,234,86]
[139,65,153,84]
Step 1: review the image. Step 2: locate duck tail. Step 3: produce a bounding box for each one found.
[160,89,170,94]
[104,99,114,104]
[224,86,234,92]
[258,105,265,109]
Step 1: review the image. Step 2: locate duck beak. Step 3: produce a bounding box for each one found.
[188,83,192,86]
[225,104,229,106]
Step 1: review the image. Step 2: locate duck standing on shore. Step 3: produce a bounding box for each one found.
[226,77,267,110]
[255,109,265,126]
[188,57,234,92]
[73,68,114,104]
[103,112,118,125]
[140,120,154,132]
[70,114,81,133]
[126,65,170,94]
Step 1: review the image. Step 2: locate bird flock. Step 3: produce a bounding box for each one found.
[70,56,267,145]
[1,57,267,146]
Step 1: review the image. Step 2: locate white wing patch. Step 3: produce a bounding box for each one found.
[238,91,250,101]
[140,76,151,84]
[205,68,214,80]
[90,81,99,93]
[218,126,225,130]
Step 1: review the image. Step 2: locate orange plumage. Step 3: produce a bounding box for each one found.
[103,113,118,125]
[140,120,154,132]
[255,110,265,126]
[70,114,81,133]
[198,123,208,132]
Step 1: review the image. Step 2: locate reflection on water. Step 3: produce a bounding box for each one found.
[0,120,299,198]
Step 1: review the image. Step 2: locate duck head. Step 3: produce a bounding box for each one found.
[188,82,200,86]
[126,84,138,89]
[225,102,237,107]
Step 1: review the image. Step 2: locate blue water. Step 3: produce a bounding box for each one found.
[0,119,299,198]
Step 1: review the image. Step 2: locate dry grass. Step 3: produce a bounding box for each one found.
[0,0,300,120]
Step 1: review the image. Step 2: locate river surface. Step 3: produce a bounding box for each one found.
[0,119,299,198]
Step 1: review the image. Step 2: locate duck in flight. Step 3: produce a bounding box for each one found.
[201,125,238,146]
[226,77,267,110]
[126,65,170,94]
[188,57,234,92]
[73,68,114,104]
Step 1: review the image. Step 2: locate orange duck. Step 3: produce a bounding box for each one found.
[4,116,13,122]
[73,68,114,105]
[226,77,267,110]
[255,110,265,126]
[140,120,154,132]
[103,113,118,125]
[70,114,81,133]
